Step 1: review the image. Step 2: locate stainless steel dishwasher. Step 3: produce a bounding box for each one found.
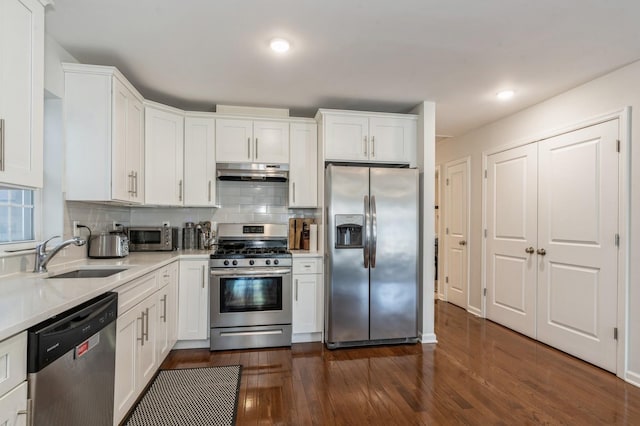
[27,292,118,426]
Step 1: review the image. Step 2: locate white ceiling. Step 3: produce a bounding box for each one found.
[45,0,640,138]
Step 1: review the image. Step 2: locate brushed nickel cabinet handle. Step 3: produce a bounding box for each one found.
[363,136,368,156]
[208,180,212,202]
[128,171,134,194]
[161,294,167,322]
[372,135,375,157]
[255,138,259,159]
[134,171,138,197]
[138,313,145,346]
[247,137,251,159]
[202,265,206,288]
[178,179,183,202]
[144,307,150,341]
[292,182,296,204]
[295,279,299,301]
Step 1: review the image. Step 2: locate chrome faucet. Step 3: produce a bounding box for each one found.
[34,236,87,273]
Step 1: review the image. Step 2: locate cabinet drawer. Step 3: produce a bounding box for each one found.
[292,258,322,274]
[0,332,27,397]
[117,272,159,313]
[0,381,27,425]
[158,261,177,289]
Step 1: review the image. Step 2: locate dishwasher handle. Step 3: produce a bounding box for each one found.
[27,292,118,373]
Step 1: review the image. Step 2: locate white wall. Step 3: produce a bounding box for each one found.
[436,60,640,385]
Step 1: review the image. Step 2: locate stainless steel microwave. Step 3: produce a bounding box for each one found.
[127,226,178,251]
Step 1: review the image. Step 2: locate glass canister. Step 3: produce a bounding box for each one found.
[182,222,196,250]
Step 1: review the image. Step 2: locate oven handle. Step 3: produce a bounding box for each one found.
[209,268,291,276]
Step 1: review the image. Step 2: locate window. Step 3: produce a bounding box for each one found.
[0,187,35,244]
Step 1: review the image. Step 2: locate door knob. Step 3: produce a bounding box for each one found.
[458,240,467,246]
[536,248,546,256]
[525,246,535,254]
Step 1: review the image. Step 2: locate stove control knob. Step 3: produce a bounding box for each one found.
[274,259,279,265]
[223,260,229,266]
[249,260,255,266]
[232,260,238,266]
[265,260,271,265]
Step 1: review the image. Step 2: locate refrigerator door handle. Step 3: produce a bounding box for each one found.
[371,195,377,268]
[364,194,370,268]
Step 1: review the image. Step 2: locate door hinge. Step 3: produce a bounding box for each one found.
[446,178,449,186]
[617,139,621,153]
[614,327,618,341]
[446,227,449,235]
[484,229,487,238]
[483,288,487,296]
[445,276,449,284]
[615,234,620,247]
[484,169,487,178]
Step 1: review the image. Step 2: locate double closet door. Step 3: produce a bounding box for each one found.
[485,119,619,372]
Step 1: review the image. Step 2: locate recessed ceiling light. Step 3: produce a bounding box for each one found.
[496,90,515,100]
[270,38,290,53]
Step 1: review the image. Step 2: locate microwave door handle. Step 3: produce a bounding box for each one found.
[364,195,370,268]
[371,195,377,268]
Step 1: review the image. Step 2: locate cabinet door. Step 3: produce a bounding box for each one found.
[156,262,179,363]
[253,120,289,163]
[114,307,140,424]
[324,114,369,162]
[0,0,44,188]
[292,273,322,334]
[144,105,184,205]
[138,296,158,390]
[215,118,253,162]
[0,382,27,426]
[126,95,145,203]
[178,260,209,340]
[111,78,130,202]
[184,116,216,206]
[289,122,317,207]
[368,116,415,163]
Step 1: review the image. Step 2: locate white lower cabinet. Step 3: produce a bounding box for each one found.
[0,381,28,426]
[292,257,323,342]
[0,331,27,426]
[156,262,179,362]
[114,262,179,425]
[178,260,209,341]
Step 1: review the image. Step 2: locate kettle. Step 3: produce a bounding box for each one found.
[89,232,129,258]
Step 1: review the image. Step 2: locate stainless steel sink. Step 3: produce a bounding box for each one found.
[48,267,128,279]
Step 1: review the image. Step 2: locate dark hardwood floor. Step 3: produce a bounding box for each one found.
[161,301,640,425]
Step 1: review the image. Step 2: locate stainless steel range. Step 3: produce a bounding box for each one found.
[209,223,292,351]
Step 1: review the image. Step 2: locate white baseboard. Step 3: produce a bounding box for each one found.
[292,332,322,343]
[467,306,482,317]
[419,333,437,344]
[173,339,210,350]
[626,370,640,388]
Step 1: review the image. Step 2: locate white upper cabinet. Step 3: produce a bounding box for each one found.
[216,118,289,164]
[289,121,318,208]
[0,0,45,188]
[144,102,184,206]
[64,64,145,203]
[318,110,417,164]
[184,115,216,206]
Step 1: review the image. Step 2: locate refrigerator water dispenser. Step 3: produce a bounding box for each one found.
[335,214,364,248]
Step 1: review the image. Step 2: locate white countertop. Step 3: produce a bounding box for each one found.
[0,251,210,342]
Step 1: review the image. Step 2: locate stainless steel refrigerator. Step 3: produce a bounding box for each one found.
[325,164,419,348]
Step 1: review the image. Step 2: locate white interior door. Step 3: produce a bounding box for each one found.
[536,119,619,372]
[444,159,469,308]
[486,144,538,338]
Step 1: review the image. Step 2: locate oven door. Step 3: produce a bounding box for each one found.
[210,267,292,328]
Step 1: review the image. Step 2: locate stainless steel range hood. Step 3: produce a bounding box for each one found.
[216,163,289,182]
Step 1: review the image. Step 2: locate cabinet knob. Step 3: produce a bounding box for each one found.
[525,246,535,254]
[536,248,546,256]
